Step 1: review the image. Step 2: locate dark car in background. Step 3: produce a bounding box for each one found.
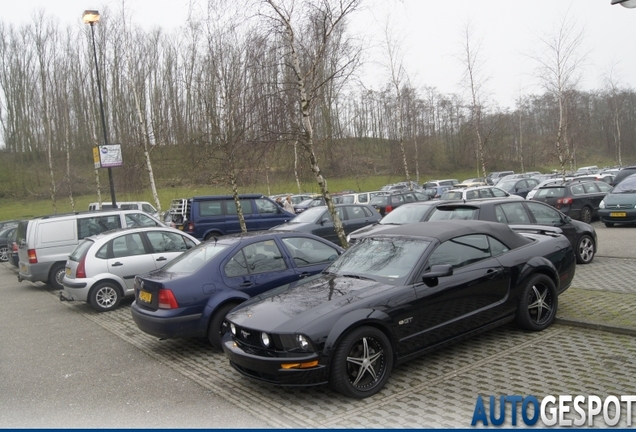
[422,185,453,199]
[427,198,597,264]
[369,190,430,216]
[611,166,636,187]
[131,231,343,349]
[222,220,575,399]
[0,226,17,262]
[495,178,540,199]
[271,204,381,245]
[530,180,612,224]
[598,173,636,227]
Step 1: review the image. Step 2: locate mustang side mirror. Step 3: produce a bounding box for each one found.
[423,264,453,279]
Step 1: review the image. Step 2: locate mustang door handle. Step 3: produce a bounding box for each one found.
[156,257,167,261]
[485,268,503,279]
[240,281,254,288]
[111,262,124,267]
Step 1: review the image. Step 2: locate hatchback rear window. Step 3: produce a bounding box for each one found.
[428,207,479,221]
[70,240,94,262]
[535,187,566,198]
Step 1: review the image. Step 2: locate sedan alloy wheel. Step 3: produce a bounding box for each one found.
[576,235,595,264]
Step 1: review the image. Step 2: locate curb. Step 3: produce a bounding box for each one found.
[555,317,636,337]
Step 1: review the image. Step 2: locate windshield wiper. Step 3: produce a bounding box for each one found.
[342,274,376,281]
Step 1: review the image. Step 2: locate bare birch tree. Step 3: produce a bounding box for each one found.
[532,12,586,178]
[262,0,362,248]
[604,63,626,166]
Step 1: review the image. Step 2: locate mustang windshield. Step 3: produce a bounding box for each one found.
[329,237,431,281]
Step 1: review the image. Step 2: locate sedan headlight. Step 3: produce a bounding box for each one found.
[599,200,605,209]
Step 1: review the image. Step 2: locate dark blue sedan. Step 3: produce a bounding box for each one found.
[130,231,344,349]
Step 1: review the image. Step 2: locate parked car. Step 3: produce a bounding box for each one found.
[529,180,612,224]
[440,186,522,201]
[610,166,636,187]
[270,204,381,244]
[423,179,460,188]
[61,227,199,312]
[130,231,344,349]
[422,185,453,199]
[455,178,487,188]
[346,201,445,244]
[526,179,566,201]
[9,224,21,267]
[427,198,597,264]
[574,165,599,175]
[495,178,540,199]
[485,171,514,185]
[0,226,17,262]
[337,191,384,205]
[380,183,408,192]
[293,196,346,214]
[169,194,295,240]
[598,173,636,227]
[88,201,160,218]
[222,220,575,398]
[0,219,19,230]
[16,210,165,290]
[369,190,430,216]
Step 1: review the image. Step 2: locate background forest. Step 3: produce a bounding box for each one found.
[0,0,635,217]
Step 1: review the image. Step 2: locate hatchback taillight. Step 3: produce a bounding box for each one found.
[28,249,37,264]
[557,197,573,205]
[158,289,179,309]
[186,222,195,233]
[12,242,18,253]
[76,255,87,279]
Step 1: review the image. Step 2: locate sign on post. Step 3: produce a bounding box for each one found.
[93,144,123,169]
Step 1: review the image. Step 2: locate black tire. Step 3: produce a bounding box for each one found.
[580,206,593,224]
[329,326,393,399]
[604,222,615,228]
[515,274,558,331]
[207,302,240,350]
[88,282,122,312]
[576,234,595,264]
[48,263,66,290]
[0,245,10,262]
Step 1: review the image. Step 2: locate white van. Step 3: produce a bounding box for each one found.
[16,210,165,291]
[88,201,159,218]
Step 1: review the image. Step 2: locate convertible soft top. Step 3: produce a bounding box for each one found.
[369,220,533,250]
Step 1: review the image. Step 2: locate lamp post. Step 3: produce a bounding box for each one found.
[83,10,117,207]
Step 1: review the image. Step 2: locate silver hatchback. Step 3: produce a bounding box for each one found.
[62,227,199,312]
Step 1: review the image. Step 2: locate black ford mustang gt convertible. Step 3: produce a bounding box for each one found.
[222,220,576,399]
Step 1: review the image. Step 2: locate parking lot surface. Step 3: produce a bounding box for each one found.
[2,221,635,428]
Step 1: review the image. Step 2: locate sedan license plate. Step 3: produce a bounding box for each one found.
[610,212,627,217]
[139,290,152,303]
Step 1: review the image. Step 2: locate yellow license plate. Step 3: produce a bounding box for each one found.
[20,264,26,272]
[66,267,71,275]
[139,290,152,303]
[610,212,627,217]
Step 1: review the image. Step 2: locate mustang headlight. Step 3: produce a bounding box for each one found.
[230,323,236,335]
[297,334,310,350]
[599,200,605,209]
[261,332,270,347]
[280,333,315,352]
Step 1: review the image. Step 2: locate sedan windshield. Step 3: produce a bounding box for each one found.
[328,237,431,283]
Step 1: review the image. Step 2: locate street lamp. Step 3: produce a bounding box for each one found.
[611,0,636,7]
[83,10,117,207]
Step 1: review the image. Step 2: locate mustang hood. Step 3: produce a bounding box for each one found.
[227,274,393,333]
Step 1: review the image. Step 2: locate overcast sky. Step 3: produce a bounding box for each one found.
[2,0,635,109]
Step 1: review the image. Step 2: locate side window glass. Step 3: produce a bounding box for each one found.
[583,183,599,193]
[358,194,368,203]
[597,182,612,192]
[526,202,562,225]
[499,203,530,223]
[146,231,189,252]
[225,250,249,277]
[200,201,223,216]
[77,215,121,239]
[488,236,509,257]
[428,234,490,269]
[478,189,493,198]
[491,188,507,197]
[242,240,287,273]
[112,233,146,258]
[96,243,109,259]
[142,204,156,213]
[125,213,159,227]
[255,199,277,215]
[282,237,340,267]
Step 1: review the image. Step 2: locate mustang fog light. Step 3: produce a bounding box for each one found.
[230,323,236,335]
[297,334,310,350]
[281,360,319,369]
[261,332,270,347]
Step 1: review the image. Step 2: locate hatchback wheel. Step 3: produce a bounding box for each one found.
[48,263,66,291]
[330,326,393,399]
[580,206,593,224]
[515,274,557,331]
[88,282,122,312]
[576,234,595,264]
[0,246,9,262]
